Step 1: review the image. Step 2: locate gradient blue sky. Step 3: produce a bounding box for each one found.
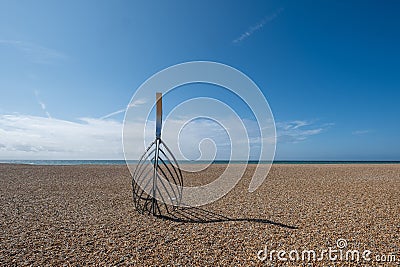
[0,0,399,160]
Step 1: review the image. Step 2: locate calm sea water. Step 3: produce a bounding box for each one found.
[1,160,399,165]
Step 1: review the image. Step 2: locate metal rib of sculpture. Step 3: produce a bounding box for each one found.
[132,92,183,216]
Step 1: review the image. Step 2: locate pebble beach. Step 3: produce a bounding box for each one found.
[1,163,399,266]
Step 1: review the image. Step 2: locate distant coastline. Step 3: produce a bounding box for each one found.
[1,160,400,165]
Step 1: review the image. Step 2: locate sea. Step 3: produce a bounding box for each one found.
[0,160,399,165]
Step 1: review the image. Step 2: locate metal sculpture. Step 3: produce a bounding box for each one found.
[132,92,183,216]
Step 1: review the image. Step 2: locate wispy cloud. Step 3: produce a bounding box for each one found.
[0,114,124,159]
[276,120,333,143]
[0,40,67,64]
[34,90,51,119]
[100,99,147,120]
[0,111,331,160]
[233,8,284,44]
[352,129,371,135]
[0,114,228,160]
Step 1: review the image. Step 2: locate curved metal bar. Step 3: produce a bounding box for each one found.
[158,148,182,188]
[156,163,178,206]
[134,147,156,179]
[157,157,181,200]
[154,175,171,214]
[160,140,184,187]
[131,121,184,215]
[133,166,153,203]
[132,141,155,177]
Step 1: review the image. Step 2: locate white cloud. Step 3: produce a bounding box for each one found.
[160,117,232,161]
[0,114,252,160]
[352,129,371,135]
[100,99,147,120]
[0,113,331,160]
[233,8,284,43]
[0,40,67,64]
[34,90,52,118]
[0,114,123,159]
[276,120,333,143]
[100,109,126,120]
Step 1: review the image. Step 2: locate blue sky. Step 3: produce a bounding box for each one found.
[0,0,399,160]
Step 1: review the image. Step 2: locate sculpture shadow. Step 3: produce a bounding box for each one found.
[155,206,298,229]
